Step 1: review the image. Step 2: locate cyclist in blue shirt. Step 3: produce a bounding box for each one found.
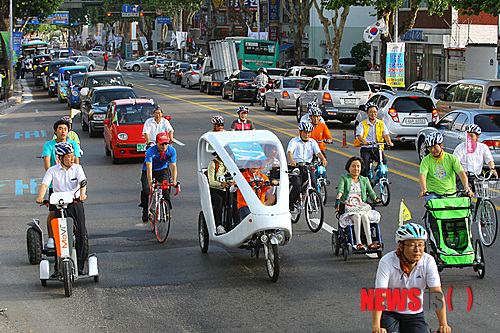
[140,133,178,222]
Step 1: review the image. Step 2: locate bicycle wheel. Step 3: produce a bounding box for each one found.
[62,260,73,297]
[475,239,485,279]
[331,231,340,255]
[198,211,209,253]
[318,182,327,205]
[477,199,498,247]
[290,200,301,224]
[380,182,391,206]
[265,243,279,282]
[305,189,324,232]
[155,200,171,243]
[148,191,157,233]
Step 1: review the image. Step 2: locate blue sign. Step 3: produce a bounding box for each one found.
[122,4,131,13]
[228,142,266,161]
[194,11,200,21]
[268,0,279,22]
[13,32,22,61]
[157,17,171,24]
[400,30,423,41]
[131,4,140,13]
[26,12,69,25]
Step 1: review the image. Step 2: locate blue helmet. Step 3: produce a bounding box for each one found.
[395,223,428,243]
[424,132,443,147]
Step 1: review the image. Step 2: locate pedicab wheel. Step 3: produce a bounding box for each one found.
[94,275,99,283]
[266,243,280,282]
[62,260,73,297]
[477,198,497,247]
[305,189,324,233]
[155,200,171,243]
[381,182,390,206]
[290,205,301,224]
[342,245,349,261]
[331,231,340,256]
[475,239,485,279]
[198,211,209,253]
[41,279,47,286]
[27,227,43,265]
[319,182,327,205]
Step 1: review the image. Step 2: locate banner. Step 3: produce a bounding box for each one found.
[13,32,22,61]
[25,12,69,25]
[363,19,388,43]
[268,0,279,22]
[0,32,11,62]
[139,36,148,50]
[175,31,187,49]
[386,42,405,88]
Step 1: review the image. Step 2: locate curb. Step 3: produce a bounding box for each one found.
[0,79,26,117]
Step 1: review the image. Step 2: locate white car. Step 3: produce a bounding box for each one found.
[321,57,359,74]
[124,56,157,72]
[69,56,96,71]
[87,47,106,58]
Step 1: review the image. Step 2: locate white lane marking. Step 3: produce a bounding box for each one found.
[172,138,185,146]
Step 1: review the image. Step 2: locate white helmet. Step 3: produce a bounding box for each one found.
[395,223,428,243]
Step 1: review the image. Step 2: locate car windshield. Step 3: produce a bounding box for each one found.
[89,76,126,87]
[70,75,84,86]
[33,56,50,65]
[267,69,286,76]
[93,90,136,105]
[328,78,369,92]
[474,114,500,132]
[114,103,154,125]
[50,62,76,75]
[223,141,283,178]
[283,78,310,88]
[239,71,257,79]
[179,63,189,69]
[392,97,435,113]
[301,68,325,77]
[61,69,86,81]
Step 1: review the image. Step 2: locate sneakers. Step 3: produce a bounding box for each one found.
[46,238,55,249]
[142,210,148,223]
[216,225,226,235]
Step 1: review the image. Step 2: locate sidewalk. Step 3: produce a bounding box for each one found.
[0,79,24,116]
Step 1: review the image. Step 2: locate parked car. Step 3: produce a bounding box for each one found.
[87,46,106,58]
[356,90,439,144]
[31,54,52,74]
[67,73,85,109]
[170,62,190,85]
[407,80,450,104]
[79,71,130,105]
[263,77,311,114]
[34,60,50,86]
[296,73,371,123]
[52,50,71,59]
[368,82,394,93]
[149,58,170,78]
[57,66,87,103]
[124,56,157,72]
[284,66,327,78]
[80,86,137,137]
[435,79,500,115]
[415,109,500,165]
[163,60,178,81]
[69,55,96,71]
[42,60,76,96]
[180,63,201,89]
[221,70,258,102]
[103,99,160,163]
[321,57,359,73]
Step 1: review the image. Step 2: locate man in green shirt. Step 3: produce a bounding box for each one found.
[419,132,472,200]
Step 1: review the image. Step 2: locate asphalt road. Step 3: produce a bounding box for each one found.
[0,61,499,333]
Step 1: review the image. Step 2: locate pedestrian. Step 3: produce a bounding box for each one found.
[103,52,109,71]
[0,69,5,102]
[16,57,23,79]
[115,52,122,71]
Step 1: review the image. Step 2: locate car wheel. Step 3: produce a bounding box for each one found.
[149,71,152,77]
[105,141,111,156]
[264,98,270,111]
[180,79,185,88]
[81,114,89,132]
[133,65,140,72]
[89,65,94,71]
[222,87,228,99]
[231,89,239,102]
[418,137,429,162]
[275,100,283,115]
[296,103,303,122]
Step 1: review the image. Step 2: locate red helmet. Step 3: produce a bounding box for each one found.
[156,133,170,145]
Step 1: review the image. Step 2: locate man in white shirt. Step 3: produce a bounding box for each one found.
[287,121,327,210]
[372,223,450,333]
[142,106,174,145]
[453,124,497,190]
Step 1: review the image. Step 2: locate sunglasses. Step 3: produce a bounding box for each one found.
[215,124,224,127]
[159,142,169,146]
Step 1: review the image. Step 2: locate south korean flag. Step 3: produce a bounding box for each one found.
[363,19,389,43]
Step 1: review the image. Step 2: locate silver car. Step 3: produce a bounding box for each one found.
[87,47,106,58]
[180,63,201,89]
[124,56,157,72]
[415,109,500,166]
[407,80,450,104]
[356,90,439,144]
[263,77,310,115]
[149,58,169,77]
[69,56,96,71]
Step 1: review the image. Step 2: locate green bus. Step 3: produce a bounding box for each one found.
[21,40,49,58]
[234,39,279,71]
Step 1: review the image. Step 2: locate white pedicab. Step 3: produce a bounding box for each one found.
[197,130,292,282]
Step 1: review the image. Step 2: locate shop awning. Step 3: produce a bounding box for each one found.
[279,43,294,52]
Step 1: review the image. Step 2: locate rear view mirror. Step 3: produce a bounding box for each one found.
[164,115,171,121]
[427,121,436,127]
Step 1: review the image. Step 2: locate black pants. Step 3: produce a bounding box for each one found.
[289,166,317,209]
[360,147,386,177]
[103,60,108,70]
[380,311,429,333]
[55,201,86,271]
[251,87,260,104]
[210,188,240,229]
[141,168,170,212]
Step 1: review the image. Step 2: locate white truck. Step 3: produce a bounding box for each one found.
[199,40,239,95]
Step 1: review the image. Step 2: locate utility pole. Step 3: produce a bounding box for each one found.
[9,0,14,92]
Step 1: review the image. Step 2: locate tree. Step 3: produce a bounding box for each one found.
[282,0,315,64]
[350,41,370,62]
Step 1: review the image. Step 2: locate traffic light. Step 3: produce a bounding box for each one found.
[107,12,111,17]
[139,12,144,16]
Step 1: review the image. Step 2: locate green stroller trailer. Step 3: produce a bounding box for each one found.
[425,196,485,278]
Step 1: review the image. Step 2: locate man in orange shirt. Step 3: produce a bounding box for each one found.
[308,107,332,154]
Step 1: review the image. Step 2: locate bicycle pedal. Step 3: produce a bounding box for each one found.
[325,180,331,186]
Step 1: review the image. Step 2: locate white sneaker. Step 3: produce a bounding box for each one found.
[46,238,55,249]
[216,225,226,235]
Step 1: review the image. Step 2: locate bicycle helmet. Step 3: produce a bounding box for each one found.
[237,106,249,114]
[298,121,314,132]
[365,102,379,112]
[258,67,266,73]
[308,107,322,116]
[61,116,72,124]
[156,133,171,145]
[211,115,225,125]
[424,132,443,147]
[307,101,319,110]
[55,142,75,156]
[395,223,428,243]
[465,124,481,135]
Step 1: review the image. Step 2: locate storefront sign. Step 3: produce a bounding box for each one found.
[386,42,405,88]
[400,30,423,41]
[269,0,279,22]
[269,26,279,42]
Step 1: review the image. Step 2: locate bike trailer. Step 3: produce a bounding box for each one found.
[426,197,474,265]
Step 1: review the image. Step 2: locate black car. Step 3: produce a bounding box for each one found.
[42,60,76,96]
[170,62,190,85]
[163,60,178,81]
[80,86,137,137]
[221,70,257,102]
[79,71,130,104]
[31,55,52,75]
[34,60,50,86]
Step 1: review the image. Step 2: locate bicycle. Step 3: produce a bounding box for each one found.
[471,172,499,247]
[148,179,180,243]
[314,140,332,205]
[289,162,324,232]
[364,142,391,206]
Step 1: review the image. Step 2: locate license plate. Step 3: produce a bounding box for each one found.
[344,98,356,104]
[404,118,427,125]
[137,143,146,152]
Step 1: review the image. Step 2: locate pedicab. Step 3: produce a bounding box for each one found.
[197,130,292,282]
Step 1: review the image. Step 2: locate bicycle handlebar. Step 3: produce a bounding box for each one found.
[424,190,470,197]
[151,180,181,196]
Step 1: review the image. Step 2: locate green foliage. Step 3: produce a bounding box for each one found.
[350,41,370,62]
[348,59,370,76]
[450,0,500,16]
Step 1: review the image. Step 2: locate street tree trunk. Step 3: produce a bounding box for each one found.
[282,0,313,64]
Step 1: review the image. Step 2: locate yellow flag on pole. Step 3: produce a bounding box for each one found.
[70,108,80,119]
[399,199,412,226]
